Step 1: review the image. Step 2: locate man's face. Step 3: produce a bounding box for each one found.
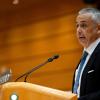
[76,13,99,48]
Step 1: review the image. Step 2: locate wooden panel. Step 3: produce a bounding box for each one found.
[0,0,86,30]
[0,0,86,90]
[0,14,79,60]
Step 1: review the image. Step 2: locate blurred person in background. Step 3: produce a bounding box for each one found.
[0,66,12,84]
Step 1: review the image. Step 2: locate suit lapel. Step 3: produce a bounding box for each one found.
[72,60,81,92]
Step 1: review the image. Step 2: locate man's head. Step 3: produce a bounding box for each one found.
[76,7,100,48]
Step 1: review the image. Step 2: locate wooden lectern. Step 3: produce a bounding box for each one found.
[0,82,77,100]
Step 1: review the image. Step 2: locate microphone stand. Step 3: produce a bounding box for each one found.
[15,57,54,82]
[24,60,49,82]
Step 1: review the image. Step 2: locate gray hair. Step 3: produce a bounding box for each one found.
[78,8,100,24]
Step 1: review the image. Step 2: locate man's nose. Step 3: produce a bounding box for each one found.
[77,26,81,33]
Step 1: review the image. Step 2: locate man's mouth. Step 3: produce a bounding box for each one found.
[79,37,86,41]
[79,36,85,39]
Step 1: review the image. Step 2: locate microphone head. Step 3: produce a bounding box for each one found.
[48,54,59,62]
[53,54,59,59]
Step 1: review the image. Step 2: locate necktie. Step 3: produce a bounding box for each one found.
[73,51,88,94]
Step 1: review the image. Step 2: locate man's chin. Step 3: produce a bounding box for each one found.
[79,41,87,47]
[80,43,89,48]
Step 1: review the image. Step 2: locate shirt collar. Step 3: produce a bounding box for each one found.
[84,38,100,55]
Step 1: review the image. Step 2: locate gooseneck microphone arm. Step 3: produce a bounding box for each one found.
[15,55,59,82]
[24,60,48,82]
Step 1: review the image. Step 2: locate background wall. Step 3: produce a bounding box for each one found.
[0,0,93,90]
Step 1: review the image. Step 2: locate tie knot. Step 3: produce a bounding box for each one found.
[82,51,88,59]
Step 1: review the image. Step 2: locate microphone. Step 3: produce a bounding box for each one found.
[48,54,59,62]
[15,54,59,82]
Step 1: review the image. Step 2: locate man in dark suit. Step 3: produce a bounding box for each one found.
[72,8,100,100]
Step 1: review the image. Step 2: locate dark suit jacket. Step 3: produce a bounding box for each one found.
[72,42,100,100]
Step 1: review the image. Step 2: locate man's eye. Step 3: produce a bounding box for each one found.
[76,24,79,28]
[80,24,87,28]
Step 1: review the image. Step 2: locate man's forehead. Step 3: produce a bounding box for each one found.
[76,13,93,23]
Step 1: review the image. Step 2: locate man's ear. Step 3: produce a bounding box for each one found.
[97,24,100,36]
